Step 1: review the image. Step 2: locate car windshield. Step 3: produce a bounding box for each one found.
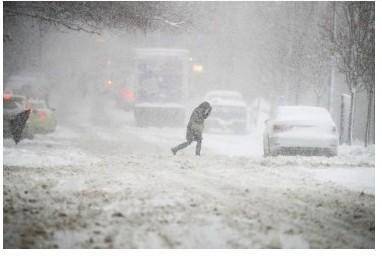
[31,102,46,109]
[12,96,26,104]
[4,100,19,109]
[211,105,246,120]
[136,56,183,103]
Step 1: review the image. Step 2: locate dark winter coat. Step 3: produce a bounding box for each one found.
[186,101,212,142]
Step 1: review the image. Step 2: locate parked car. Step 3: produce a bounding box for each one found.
[3,92,34,142]
[204,90,249,134]
[5,73,49,99]
[27,99,57,134]
[263,105,339,157]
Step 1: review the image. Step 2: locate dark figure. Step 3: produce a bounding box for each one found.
[171,101,212,156]
[10,109,31,144]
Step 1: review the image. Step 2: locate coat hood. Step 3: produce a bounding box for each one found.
[198,101,211,111]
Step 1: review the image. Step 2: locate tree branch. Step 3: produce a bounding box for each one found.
[4,9,101,35]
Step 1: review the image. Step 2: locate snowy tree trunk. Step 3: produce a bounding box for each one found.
[328,2,336,113]
[347,90,356,145]
[371,90,375,144]
[364,89,373,147]
[340,94,351,144]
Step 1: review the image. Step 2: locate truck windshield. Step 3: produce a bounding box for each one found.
[211,106,247,120]
[137,56,183,103]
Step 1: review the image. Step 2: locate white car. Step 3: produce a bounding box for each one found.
[263,106,339,157]
[204,90,249,134]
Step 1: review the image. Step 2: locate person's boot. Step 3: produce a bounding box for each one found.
[172,141,191,155]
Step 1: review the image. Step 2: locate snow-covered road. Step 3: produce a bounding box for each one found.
[3,114,375,248]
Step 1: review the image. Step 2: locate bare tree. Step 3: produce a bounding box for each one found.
[252,2,318,105]
[304,8,331,107]
[4,2,102,35]
[305,48,330,106]
[323,1,374,145]
[361,6,375,146]
[285,2,316,105]
[3,2,193,38]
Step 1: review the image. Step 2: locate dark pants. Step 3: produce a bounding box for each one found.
[172,126,202,155]
[172,139,202,155]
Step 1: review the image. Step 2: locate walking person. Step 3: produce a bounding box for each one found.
[171,101,212,156]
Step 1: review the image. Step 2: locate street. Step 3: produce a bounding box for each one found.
[3,111,375,248]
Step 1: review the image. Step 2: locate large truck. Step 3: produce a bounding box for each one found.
[133,48,189,127]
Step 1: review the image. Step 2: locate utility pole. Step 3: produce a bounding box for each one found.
[328,1,336,114]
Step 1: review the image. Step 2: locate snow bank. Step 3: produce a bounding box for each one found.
[3,145,100,167]
[3,127,100,167]
[260,144,374,168]
[339,144,375,161]
[304,167,374,195]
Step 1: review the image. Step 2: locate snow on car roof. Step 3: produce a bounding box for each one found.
[205,90,246,106]
[205,90,246,107]
[275,106,334,124]
[209,99,247,107]
[205,90,243,99]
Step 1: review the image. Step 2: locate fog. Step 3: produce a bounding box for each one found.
[5,2,374,143]
[3,1,376,142]
[3,7,332,105]
[3,2,375,249]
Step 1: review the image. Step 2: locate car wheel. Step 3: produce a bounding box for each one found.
[326,150,337,157]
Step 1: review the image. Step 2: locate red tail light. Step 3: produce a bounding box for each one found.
[120,88,135,101]
[3,94,12,101]
[38,111,47,121]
